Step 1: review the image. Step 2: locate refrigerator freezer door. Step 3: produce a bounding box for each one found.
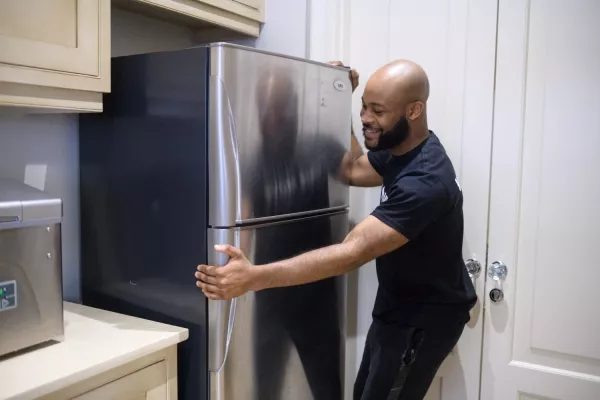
[208,43,352,227]
[208,210,348,400]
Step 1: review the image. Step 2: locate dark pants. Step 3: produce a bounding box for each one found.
[354,317,466,400]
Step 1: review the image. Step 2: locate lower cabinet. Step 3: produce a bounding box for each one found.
[40,347,178,400]
[73,361,167,400]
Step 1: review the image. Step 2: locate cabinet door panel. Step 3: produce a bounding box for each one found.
[0,0,110,92]
[195,0,264,22]
[0,0,98,75]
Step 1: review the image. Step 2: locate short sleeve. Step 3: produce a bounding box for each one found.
[367,151,390,176]
[372,173,449,240]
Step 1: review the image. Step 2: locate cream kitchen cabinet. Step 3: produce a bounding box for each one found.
[114,0,265,38]
[0,0,110,112]
[204,0,264,22]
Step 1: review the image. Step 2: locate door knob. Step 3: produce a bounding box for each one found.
[465,259,482,279]
[488,261,507,304]
[488,261,507,281]
[489,288,504,302]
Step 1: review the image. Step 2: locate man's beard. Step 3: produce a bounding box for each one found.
[363,116,410,151]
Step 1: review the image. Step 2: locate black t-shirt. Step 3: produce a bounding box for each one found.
[368,132,476,327]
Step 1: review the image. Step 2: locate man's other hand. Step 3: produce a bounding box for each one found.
[329,61,359,92]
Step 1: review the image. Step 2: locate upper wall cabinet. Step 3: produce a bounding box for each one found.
[114,0,265,38]
[0,0,110,112]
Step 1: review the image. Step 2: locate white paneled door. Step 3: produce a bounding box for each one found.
[482,0,600,399]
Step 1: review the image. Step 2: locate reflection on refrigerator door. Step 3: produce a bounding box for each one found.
[209,211,348,400]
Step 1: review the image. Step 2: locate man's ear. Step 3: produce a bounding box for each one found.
[406,101,425,120]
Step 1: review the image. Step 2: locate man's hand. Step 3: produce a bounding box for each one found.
[329,61,359,92]
[195,245,260,300]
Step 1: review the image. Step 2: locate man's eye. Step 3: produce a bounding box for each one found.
[374,110,384,116]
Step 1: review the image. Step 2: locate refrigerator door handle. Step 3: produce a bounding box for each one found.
[208,75,241,228]
[208,298,236,372]
[207,228,239,372]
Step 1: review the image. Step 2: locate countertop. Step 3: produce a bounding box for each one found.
[0,302,189,400]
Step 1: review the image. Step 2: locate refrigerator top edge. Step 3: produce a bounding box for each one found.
[109,42,348,74]
[209,42,351,73]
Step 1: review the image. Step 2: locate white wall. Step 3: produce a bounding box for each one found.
[111,9,195,57]
[0,114,81,301]
[233,0,309,57]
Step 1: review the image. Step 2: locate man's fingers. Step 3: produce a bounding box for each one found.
[195,280,228,300]
[197,264,218,276]
[203,290,225,300]
[195,271,218,285]
[327,61,359,90]
[350,69,359,91]
[196,280,221,295]
[214,244,244,259]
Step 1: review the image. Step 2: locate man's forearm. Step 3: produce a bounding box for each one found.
[252,240,364,290]
[351,125,364,160]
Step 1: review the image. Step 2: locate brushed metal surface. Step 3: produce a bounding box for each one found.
[210,211,348,400]
[208,44,352,227]
[0,178,62,225]
[0,224,63,357]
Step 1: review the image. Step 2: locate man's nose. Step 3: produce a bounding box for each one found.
[360,110,375,126]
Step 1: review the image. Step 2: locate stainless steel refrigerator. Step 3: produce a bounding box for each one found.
[79,43,352,400]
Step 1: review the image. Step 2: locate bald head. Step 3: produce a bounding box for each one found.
[368,60,430,105]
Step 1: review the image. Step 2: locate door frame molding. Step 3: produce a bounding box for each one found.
[306,0,351,63]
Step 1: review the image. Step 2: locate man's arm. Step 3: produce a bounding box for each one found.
[350,125,364,160]
[339,150,383,187]
[326,60,382,187]
[326,125,381,187]
[256,215,406,288]
[196,215,407,300]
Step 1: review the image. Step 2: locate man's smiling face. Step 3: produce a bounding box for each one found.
[360,75,410,152]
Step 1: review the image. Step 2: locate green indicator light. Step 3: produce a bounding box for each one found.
[0,290,3,295]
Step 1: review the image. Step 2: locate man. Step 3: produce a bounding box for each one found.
[196,60,477,400]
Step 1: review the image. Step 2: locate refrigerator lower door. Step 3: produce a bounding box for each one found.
[208,210,348,400]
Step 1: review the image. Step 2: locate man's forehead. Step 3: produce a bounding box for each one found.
[362,83,401,108]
